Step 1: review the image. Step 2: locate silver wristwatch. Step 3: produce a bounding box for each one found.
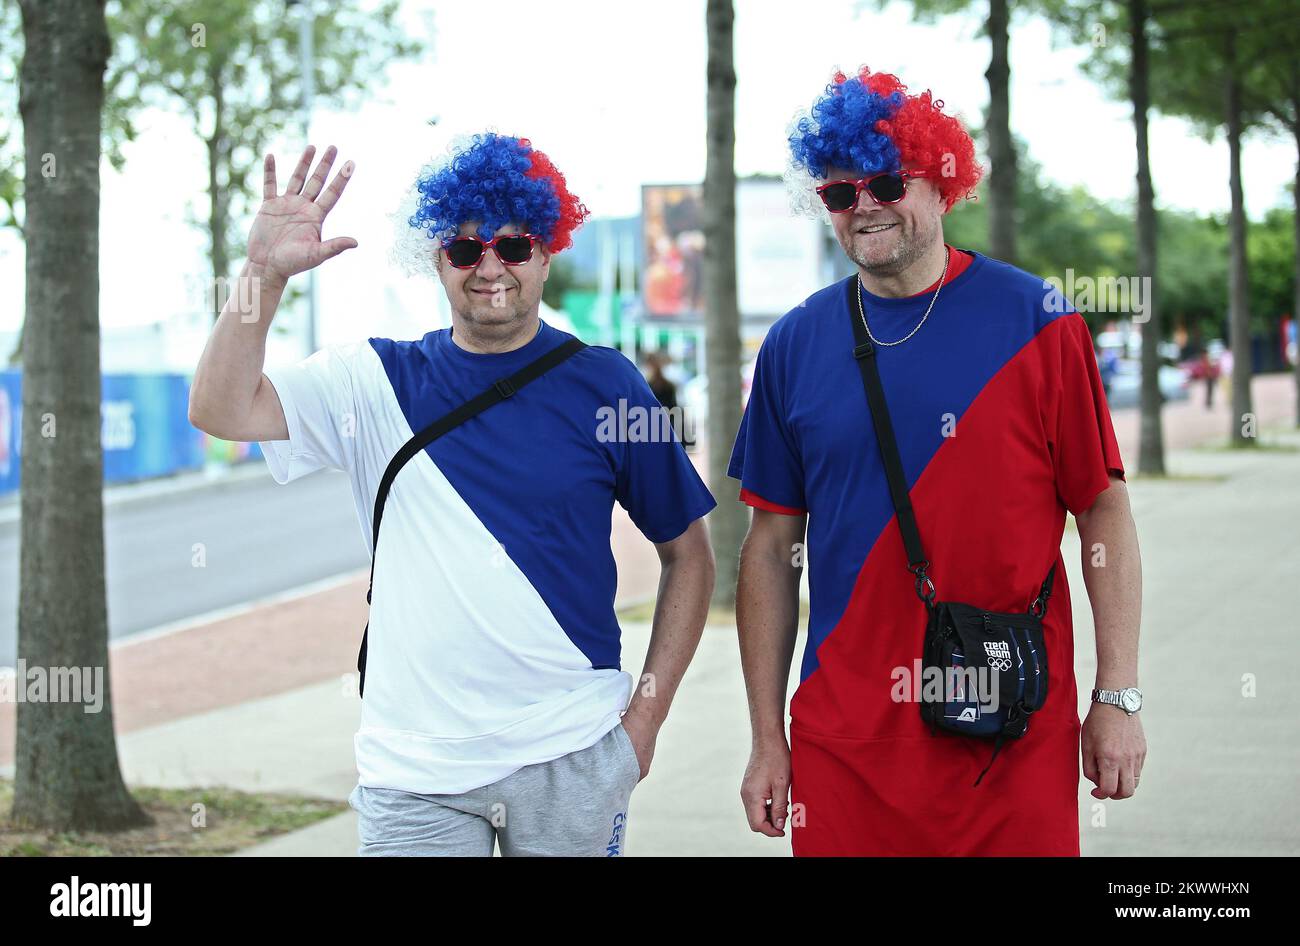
[1092,687,1142,715]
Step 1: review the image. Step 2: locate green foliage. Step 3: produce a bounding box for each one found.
[942,132,1293,339]
[1248,204,1298,323]
[0,0,18,231]
[1156,206,1229,337]
[944,142,1135,331]
[0,0,143,233]
[1078,0,1300,134]
[107,0,422,279]
[1,1,423,261]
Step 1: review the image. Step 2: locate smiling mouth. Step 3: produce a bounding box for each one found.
[470,285,513,295]
[857,222,897,235]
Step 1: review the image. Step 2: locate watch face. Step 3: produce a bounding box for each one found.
[1120,689,1142,713]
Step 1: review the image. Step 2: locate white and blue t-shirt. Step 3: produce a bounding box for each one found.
[260,319,715,794]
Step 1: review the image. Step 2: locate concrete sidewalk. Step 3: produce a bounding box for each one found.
[103,428,1300,855]
[1069,429,1300,856]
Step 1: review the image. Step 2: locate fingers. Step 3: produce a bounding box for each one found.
[302,145,338,202]
[315,158,355,215]
[1091,757,1120,800]
[743,794,782,837]
[1082,745,1100,788]
[1111,751,1144,800]
[740,781,769,834]
[263,153,277,201]
[1115,765,1138,800]
[770,783,790,832]
[1083,710,1147,800]
[285,145,317,197]
[315,236,359,265]
[741,780,786,837]
[275,144,352,214]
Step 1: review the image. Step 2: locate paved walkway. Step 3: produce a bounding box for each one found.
[1109,372,1294,465]
[2,374,1297,855]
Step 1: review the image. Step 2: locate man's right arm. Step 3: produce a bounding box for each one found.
[736,507,806,837]
[188,144,356,443]
[188,261,289,442]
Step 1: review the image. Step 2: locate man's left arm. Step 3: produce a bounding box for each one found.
[1074,474,1147,800]
[620,518,715,781]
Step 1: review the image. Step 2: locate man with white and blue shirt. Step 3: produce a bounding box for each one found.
[188,135,717,856]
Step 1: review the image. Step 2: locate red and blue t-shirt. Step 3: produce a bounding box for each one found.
[728,248,1125,855]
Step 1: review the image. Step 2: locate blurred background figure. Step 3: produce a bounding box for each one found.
[643,351,695,450]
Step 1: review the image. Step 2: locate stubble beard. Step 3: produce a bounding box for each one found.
[844,215,940,278]
[453,284,542,349]
[460,284,525,326]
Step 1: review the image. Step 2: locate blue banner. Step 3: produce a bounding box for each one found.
[0,371,263,497]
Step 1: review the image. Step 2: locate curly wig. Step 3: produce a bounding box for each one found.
[392,132,589,278]
[785,67,983,218]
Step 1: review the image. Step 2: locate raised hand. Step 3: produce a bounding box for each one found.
[248,145,358,285]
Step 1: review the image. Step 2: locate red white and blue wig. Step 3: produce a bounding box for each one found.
[393,132,588,277]
[784,66,983,219]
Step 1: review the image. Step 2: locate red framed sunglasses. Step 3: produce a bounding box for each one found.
[441,232,541,269]
[816,170,927,213]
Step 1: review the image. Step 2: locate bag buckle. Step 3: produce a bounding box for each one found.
[494,378,516,398]
[908,561,936,606]
[853,341,874,360]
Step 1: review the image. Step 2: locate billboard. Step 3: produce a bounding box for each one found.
[641,178,829,320]
[642,185,704,318]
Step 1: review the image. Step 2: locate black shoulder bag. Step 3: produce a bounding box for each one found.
[847,279,1054,786]
[355,336,586,698]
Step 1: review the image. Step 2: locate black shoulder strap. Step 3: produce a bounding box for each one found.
[357,335,586,695]
[845,277,1054,613]
[846,277,934,604]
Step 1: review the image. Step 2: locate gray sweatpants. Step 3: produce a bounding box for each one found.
[348,722,641,857]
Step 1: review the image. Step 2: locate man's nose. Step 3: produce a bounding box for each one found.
[475,244,508,279]
[852,189,881,216]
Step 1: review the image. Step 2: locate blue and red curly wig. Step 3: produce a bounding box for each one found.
[785,67,982,217]
[393,133,588,277]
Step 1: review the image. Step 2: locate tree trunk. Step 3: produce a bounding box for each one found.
[1224,31,1254,446]
[985,0,1017,264]
[207,62,229,323]
[704,0,744,608]
[13,0,148,830]
[1131,0,1165,474]
[1292,75,1300,428]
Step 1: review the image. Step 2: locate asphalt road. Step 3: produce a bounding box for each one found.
[0,467,366,667]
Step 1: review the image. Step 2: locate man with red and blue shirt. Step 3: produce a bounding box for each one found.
[190,134,716,856]
[731,68,1147,855]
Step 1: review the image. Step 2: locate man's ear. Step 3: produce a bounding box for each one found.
[539,246,551,281]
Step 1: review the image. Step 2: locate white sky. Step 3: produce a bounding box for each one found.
[0,0,1294,351]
